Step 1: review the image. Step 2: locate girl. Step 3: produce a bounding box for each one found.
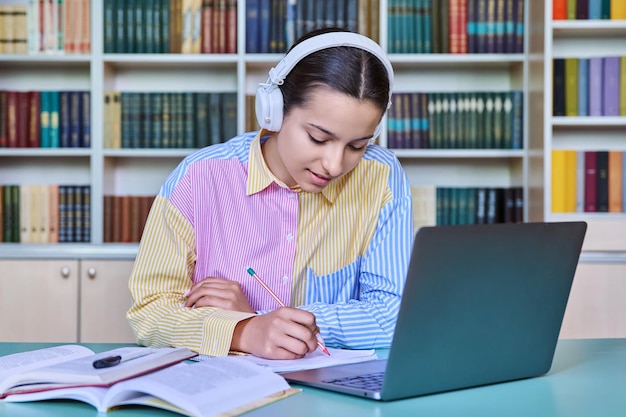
[127,29,414,360]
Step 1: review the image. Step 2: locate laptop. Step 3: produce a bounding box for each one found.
[283,221,587,401]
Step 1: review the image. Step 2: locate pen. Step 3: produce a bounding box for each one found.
[246,267,331,357]
[92,349,155,369]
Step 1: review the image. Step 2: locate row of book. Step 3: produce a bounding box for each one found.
[553,57,626,117]
[0,0,91,55]
[553,0,626,20]
[246,0,364,53]
[103,91,237,149]
[387,91,523,149]
[552,150,626,213]
[0,90,90,148]
[411,185,524,231]
[104,0,237,54]
[389,0,525,54]
[1,184,90,244]
[103,195,154,243]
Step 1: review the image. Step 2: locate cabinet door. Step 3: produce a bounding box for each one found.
[0,260,78,342]
[79,260,136,343]
[560,263,626,339]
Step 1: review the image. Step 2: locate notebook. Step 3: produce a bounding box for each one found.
[282,221,587,401]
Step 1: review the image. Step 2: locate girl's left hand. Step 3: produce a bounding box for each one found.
[184,277,255,313]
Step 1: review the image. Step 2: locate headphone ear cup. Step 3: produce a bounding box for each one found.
[255,84,284,131]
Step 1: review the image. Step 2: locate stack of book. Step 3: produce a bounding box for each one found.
[246,0,377,53]
[0,0,91,55]
[103,0,237,54]
[388,0,525,54]
[103,91,237,149]
[0,184,90,244]
[387,91,523,149]
[411,185,523,232]
[552,150,626,214]
[0,90,91,148]
[553,0,626,20]
[553,57,626,117]
[102,194,154,243]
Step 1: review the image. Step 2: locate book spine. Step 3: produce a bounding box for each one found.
[596,150,609,212]
[602,56,620,116]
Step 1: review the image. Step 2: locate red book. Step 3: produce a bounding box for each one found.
[225,0,237,53]
[553,0,567,19]
[201,1,213,53]
[457,0,468,53]
[120,195,131,243]
[448,0,461,53]
[584,151,597,212]
[16,92,31,148]
[28,92,41,147]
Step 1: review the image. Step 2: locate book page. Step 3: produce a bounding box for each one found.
[105,357,293,417]
[196,348,378,373]
[2,386,109,412]
[0,345,94,394]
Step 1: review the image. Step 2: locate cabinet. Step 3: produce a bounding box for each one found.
[0,258,136,343]
[543,2,626,338]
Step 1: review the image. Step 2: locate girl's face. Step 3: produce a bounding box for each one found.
[262,86,383,193]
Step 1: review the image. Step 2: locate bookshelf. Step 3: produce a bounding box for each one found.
[544,1,626,338]
[0,0,543,257]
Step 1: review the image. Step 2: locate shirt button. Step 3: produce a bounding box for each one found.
[286,233,294,242]
[288,193,295,199]
[283,276,289,283]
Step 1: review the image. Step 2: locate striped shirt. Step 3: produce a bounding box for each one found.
[127,131,414,356]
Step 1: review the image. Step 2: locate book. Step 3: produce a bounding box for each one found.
[2,349,298,417]
[0,345,197,398]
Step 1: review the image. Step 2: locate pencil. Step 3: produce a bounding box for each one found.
[246,267,331,356]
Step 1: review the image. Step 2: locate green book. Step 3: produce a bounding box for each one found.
[564,58,579,116]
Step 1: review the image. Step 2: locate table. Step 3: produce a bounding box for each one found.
[1,339,625,417]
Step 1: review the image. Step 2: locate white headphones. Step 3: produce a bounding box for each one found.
[255,32,395,137]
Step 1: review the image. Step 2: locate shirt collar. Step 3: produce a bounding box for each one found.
[246,130,340,203]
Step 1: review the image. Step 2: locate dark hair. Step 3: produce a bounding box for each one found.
[279,28,391,119]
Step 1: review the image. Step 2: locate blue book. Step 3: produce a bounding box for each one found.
[39,91,51,148]
[577,58,589,116]
[69,92,82,148]
[59,91,71,148]
[81,92,91,148]
[588,0,602,19]
[259,0,270,53]
[48,91,60,148]
[246,0,260,53]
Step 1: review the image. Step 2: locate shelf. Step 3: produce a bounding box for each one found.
[552,117,626,127]
[389,54,525,69]
[551,20,626,38]
[103,149,195,158]
[0,149,92,157]
[393,149,525,159]
[0,243,138,260]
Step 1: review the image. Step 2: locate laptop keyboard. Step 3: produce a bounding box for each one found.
[323,371,384,391]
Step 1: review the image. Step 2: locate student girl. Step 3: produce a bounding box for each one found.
[127,28,414,360]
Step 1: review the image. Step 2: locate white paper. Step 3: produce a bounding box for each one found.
[194,348,378,373]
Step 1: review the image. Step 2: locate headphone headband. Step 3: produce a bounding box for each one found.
[268,32,394,91]
[256,32,394,134]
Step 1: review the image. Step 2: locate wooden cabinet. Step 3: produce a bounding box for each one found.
[560,261,626,339]
[79,259,136,343]
[0,260,78,342]
[0,259,136,343]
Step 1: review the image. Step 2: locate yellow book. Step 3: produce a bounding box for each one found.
[611,0,626,19]
[181,0,193,54]
[552,150,567,213]
[564,58,578,116]
[608,150,623,213]
[564,150,577,212]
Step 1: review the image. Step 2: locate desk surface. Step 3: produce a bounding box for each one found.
[1,338,625,417]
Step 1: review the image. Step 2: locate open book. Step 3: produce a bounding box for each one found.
[3,357,299,417]
[0,344,196,398]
